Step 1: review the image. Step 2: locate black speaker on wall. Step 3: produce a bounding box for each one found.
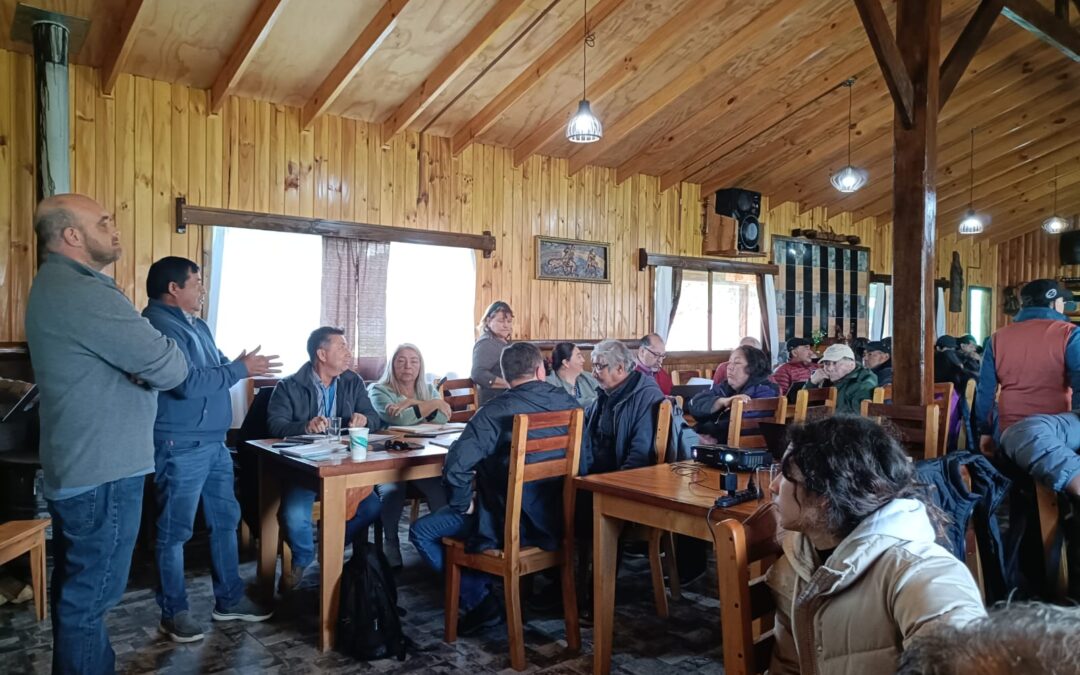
[1061,229,1080,265]
[715,188,762,253]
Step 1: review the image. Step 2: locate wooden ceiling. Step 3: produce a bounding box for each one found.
[2,0,1078,242]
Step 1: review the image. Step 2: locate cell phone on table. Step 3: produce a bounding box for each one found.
[272,441,302,449]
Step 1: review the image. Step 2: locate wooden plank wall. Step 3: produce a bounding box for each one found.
[994,228,1074,328]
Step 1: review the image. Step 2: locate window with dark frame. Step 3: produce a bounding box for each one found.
[667,271,761,351]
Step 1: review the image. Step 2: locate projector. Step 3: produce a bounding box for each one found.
[692,445,772,472]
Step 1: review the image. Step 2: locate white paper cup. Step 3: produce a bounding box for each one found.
[348,427,369,460]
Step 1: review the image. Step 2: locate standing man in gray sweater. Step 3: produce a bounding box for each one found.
[25,194,188,675]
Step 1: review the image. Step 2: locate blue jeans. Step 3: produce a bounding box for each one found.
[154,441,244,618]
[280,485,381,568]
[374,477,448,539]
[47,475,144,675]
[409,506,491,611]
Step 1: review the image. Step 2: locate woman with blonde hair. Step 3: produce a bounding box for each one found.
[368,344,451,566]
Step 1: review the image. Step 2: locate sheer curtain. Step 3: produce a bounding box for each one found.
[322,237,391,359]
[653,266,683,341]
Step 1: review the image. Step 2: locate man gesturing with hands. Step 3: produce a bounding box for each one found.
[142,256,282,642]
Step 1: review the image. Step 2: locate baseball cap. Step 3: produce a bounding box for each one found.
[957,334,977,346]
[1020,279,1074,307]
[864,340,890,354]
[786,337,813,351]
[936,335,958,349]
[820,344,855,363]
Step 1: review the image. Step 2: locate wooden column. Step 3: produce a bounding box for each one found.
[891,0,941,406]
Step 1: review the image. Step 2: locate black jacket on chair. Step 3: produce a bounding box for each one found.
[442,379,581,553]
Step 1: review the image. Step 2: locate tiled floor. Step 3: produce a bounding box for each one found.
[0,520,729,674]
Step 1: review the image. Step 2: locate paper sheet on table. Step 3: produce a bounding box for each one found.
[687,377,713,385]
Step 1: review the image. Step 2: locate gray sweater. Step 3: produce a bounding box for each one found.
[25,254,188,494]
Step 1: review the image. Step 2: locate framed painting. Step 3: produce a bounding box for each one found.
[535,236,610,283]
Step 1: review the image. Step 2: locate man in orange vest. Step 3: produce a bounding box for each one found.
[974,279,1080,454]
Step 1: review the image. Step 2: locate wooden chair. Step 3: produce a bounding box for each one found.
[872,383,955,456]
[860,401,941,459]
[728,397,787,449]
[0,519,50,622]
[792,387,836,424]
[1035,482,1069,600]
[711,505,783,675]
[959,379,977,449]
[439,377,479,423]
[442,408,584,671]
[671,369,700,386]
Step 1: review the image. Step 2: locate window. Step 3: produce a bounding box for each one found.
[384,242,476,381]
[209,227,323,374]
[868,282,892,340]
[667,271,761,351]
[968,286,992,345]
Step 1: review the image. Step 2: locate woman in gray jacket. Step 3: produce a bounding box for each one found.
[471,301,514,405]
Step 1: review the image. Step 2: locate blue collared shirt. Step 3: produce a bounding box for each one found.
[311,369,338,418]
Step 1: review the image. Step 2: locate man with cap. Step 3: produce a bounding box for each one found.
[974,279,1080,453]
[862,340,893,386]
[957,334,982,370]
[801,343,878,414]
[772,337,819,396]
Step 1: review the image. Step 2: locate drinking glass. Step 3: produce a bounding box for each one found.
[755,462,782,502]
[328,417,342,443]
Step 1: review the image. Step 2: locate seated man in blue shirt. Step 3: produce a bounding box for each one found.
[409,342,580,635]
[267,326,385,590]
[144,257,281,641]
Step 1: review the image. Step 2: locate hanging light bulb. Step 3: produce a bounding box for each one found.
[958,129,983,235]
[1042,165,1068,234]
[566,0,602,143]
[830,78,868,193]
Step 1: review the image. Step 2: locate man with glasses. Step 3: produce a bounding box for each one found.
[587,340,667,474]
[801,343,878,414]
[635,333,673,395]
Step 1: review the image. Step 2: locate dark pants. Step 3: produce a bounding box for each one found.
[47,475,144,675]
[154,440,244,618]
[409,506,491,611]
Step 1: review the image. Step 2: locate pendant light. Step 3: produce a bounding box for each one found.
[566,0,602,143]
[1042,165,1068,234]
[958,128,984,235]
[830,78,868,193]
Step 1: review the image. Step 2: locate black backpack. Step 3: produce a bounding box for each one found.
[336,540,407,661]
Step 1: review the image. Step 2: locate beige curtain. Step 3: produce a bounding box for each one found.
[321,237,390,358]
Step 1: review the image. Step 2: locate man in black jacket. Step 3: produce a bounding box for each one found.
[409,342,580,635]
[267,326,385,591]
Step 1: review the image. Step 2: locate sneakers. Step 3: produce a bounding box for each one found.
[458,592,505,637]
[160,611,206,643]
[383,537,403,569]
[212,596,274,623]
[278,563,308,593]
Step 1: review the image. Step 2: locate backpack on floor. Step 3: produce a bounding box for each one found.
[336,540,408,661]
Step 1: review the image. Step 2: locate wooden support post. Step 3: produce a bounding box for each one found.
[891,0,941,406]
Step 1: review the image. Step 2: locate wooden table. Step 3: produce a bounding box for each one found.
[249,434,455,651]
[575,463,762,674]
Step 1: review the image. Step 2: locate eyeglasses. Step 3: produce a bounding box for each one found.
[642,345,667,360]
[591,362,610,372]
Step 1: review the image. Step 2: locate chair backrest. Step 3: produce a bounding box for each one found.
[671,370,700,386]
[860,401,941,459]
[653,399,673,464]
[874,383,954,456]
[792,387,836,424]
[712,504,783,675]
[439,377,479,423]
[727,397,787,449]
[503,408,585,561]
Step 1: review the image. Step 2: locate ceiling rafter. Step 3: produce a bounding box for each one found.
[301,0,410,130]
[937,152,1080,223]
[99,0,148,96]
[565,0,814,177]
[939,0,1005,108]
[381,0,531,141]
[209,0,289,114]
[510,0,713,167]
[985,192,1080,245]
[1003,0,1080,61]
[450,0,628,156]
[853,0,915,128]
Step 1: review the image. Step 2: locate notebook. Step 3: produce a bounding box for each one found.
[389,423,464,437]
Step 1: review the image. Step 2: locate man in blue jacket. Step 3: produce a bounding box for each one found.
[409,342,580,635]
[143,257,281,642]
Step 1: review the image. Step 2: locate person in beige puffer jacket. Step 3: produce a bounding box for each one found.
[766,415,987,675]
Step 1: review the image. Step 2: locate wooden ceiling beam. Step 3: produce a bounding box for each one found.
[939,0,1004,109]
[450,0,628,156]
[938,155,1080,225]
[985,192,1080,245]
[301,0,410,130]
[381,0,531,141]
[210,0,288,114]
[854,0,916,128]
[99,0,148,96]
[510,0,712,167]
[1003,0,1080,62]
[565,0,815,177]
